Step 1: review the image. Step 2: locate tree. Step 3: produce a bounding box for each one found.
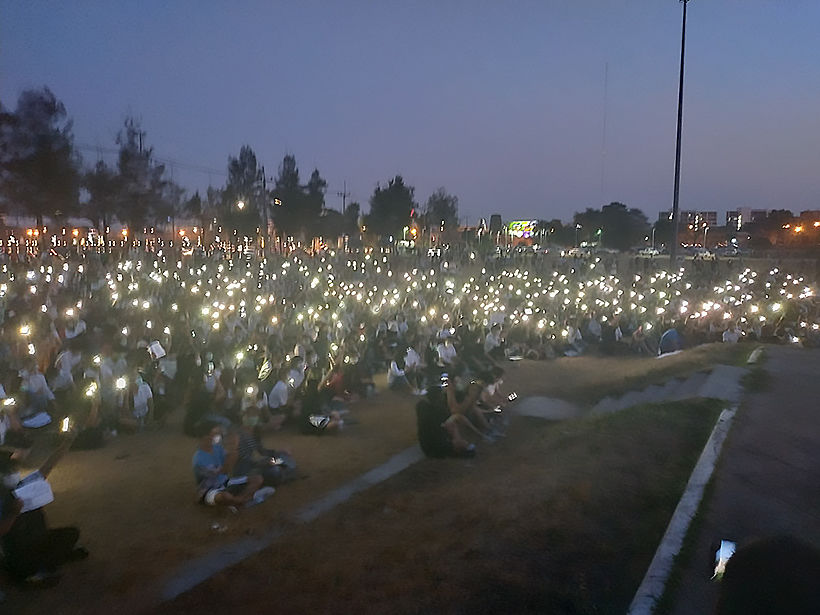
[0,87,81,229]
[574,202,649,251]
[304,168,327,230]
[535,218,574,246]
[366,175,417,240]
[424,188,459,241]
[222,145,263,235]
[82,160,120,243]
[272,154,305,239]
[114,118,172,233]
[744,209,795,246]
[343,201,361,237]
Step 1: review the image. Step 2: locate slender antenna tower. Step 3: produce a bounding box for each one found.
[600,61,609,204]
[337,180,351,214]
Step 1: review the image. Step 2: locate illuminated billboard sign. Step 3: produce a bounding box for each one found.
[507,220,537,238]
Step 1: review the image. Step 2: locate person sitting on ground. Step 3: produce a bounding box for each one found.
[0,431,88,586]
[564,319,585,356]
[18,358,56,419]
[585,312,602,344]
[299,378,344,435]
[435,335,458,366]
[228,407,297,487]
[416,380,475,458]
[447,365,502,441]
[722,320,742,344]
[403,339,424,394]
[192,421,265,507]
[387,351,420,394]
[483,323,505,361]
[630,323,654,355]
[478,367,509,410]
[68,378,104,450]
[658,322,684,355]
[265,367,293,428]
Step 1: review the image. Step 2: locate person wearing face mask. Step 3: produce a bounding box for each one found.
[192,421,267,507]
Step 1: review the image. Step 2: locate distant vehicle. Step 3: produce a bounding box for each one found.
[563,247,591,258]
[717,247,740,257]
[690,247,716,261]
[637,247,660,258]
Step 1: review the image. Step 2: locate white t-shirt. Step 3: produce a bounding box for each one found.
[405,348,421,370]
[268,380,289,409]
[587,318,602,339]
[484,331,501,353]
[722,328,741,344]
[133,382,153,418]
[436,343,458,365]
[65,319,87,339]
[23,372,55,401]
[388,361,406,386]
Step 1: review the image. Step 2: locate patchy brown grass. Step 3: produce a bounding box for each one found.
[161,399,724,615]
[8,346,735,614]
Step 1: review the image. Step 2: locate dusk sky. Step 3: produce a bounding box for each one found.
[2,1,819,224]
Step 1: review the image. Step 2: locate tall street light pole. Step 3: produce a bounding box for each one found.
[670,0,689,265]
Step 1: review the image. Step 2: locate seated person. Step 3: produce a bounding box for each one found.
[435,337,458,366]
[416,375,488,458]
[722,321,742,344]
[68,378,104,450]
[387,352,419,394]
[658,324,684,355]
[630,324,655,355]
[478,367,509,410]
[586,313,603,343]
[563,320,585,356]
[228,408,297,487]
[18,359,56,419]
[403,341,424,393]
[299,379,344,435]
[192,421,264,507]
[0,432,87,585]
[447,366,502,441]
[483,323,505,361]
[265,367,293,427]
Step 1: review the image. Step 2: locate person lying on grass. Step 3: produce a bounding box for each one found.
[192,421,265,507]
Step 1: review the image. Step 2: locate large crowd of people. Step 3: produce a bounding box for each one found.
[0,245,818,593]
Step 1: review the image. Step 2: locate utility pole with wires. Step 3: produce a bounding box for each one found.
[337,181,350,215]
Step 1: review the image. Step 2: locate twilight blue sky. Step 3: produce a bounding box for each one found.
[2,1,819,223]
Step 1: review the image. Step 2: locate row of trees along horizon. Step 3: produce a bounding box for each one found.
[1,87,811,251]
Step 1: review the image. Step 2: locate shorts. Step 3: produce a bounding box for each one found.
[200,481,246,506]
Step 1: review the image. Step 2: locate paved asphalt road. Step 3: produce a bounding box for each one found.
[668,345,820,614]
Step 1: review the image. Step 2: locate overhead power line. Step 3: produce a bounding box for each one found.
[74,143,227,177]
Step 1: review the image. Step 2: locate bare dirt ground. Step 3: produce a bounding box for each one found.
[6,343,746,614]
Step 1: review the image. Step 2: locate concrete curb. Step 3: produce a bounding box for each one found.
[747,346,764,364]
[627,406,737,615]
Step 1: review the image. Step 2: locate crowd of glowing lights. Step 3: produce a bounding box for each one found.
[1,251,818,398]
